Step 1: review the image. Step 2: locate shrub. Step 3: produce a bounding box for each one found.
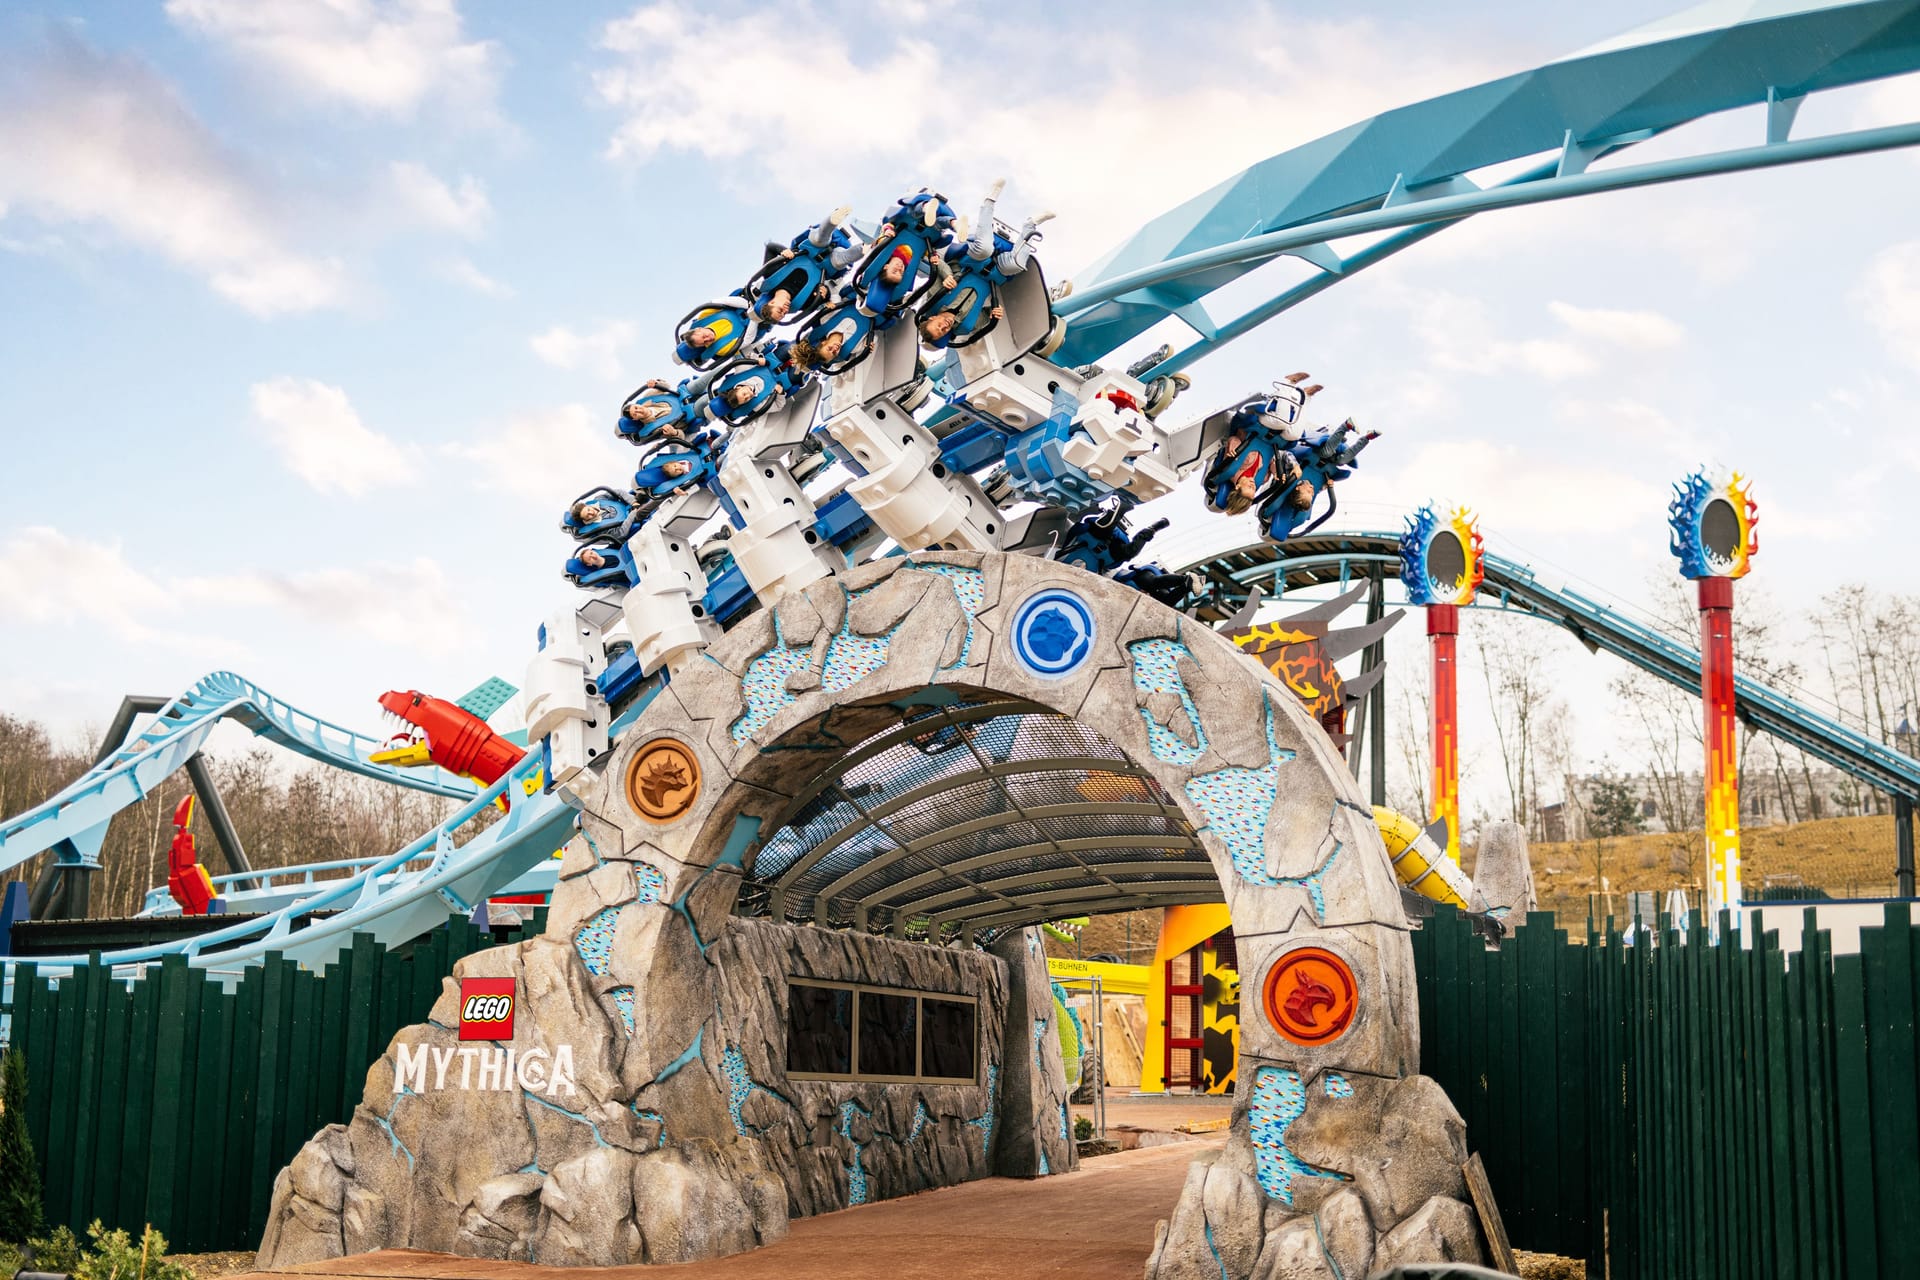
[0,1048,44,1242]
[28,1225,81,1272]
[76,1221,193,1280]
[1073,1115,1094,1141]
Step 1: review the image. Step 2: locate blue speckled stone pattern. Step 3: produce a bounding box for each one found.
[576,905,617,976]
[1323,1071,1353,1098]
[1011,588,1096,678]
[729,615,813,743]
[1127,636,1209,764]
[724,1044,791,1137]
[609,986,635,1033]
[1183,694,1332,896]
[1249,1066,1345,1204]
[1033,1015,1048,1070]
[907,1099,932,1143]
[965,1062,999,1153]
[837,1100,875,1205]
[634,861,666,904]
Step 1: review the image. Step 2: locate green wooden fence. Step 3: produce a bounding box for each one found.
[3,913,543,1252]
[1413,903,1920,1279]
[9,904,1918,1268]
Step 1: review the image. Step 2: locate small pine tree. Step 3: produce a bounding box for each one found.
[0,1049,45,1243]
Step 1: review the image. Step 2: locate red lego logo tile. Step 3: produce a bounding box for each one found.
[459,977,516,1041]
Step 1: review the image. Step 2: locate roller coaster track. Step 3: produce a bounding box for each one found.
[1185,532,1920,804]
[0,671,477,881]
[6,0,1918,972]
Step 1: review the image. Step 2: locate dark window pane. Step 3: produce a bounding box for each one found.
[858,992,918,1077]
[787,983,852,1075]
[920,999,976,1081]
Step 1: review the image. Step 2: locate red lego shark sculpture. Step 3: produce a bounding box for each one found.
[374,689,526,787]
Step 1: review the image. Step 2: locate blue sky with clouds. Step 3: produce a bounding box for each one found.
[2,1,1917,816]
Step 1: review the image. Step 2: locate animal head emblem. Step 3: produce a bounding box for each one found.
[639,756,688,808]
[1282,975,1336,1029]
[627,740,701,822]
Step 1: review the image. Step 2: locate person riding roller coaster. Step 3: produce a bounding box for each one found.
[1203,372,1321,515]
[1115,563,1200,609]
[707,338,820,427]
[565,539,637,590]
[674,294,762,369]
[1256,420,1381,542]
[1057,498,1171,575]
[917,179,1055,350]
[855,189,957,314]
[749,205,862,325]
[632,446,716,502]
[617,374,722,447]
[562,487,637,541]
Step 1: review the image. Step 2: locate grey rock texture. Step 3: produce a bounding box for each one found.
[989,927,1078,1178]
[259,554,1492,1274]
[1472,820,1538,923]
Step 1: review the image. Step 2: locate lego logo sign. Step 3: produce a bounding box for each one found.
[459,977,516,1041]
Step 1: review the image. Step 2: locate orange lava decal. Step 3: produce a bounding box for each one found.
[1263,947,1358,1046]
[626,738,701,823]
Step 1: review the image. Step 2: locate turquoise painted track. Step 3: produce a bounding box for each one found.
[7,0,1920,974]
[14,751,570,982]
[1185,532,1920,804]
[0,671,477,880]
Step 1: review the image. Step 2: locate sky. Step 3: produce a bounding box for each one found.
[1,1,1918,820]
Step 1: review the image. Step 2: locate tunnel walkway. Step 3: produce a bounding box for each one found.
[243,1138,1218,1280]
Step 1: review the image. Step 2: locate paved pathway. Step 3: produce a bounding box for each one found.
[249,1139,1216,1280]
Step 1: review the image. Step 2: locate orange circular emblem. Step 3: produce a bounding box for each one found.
[1263,947,1358,1047]
[625,738,701,823]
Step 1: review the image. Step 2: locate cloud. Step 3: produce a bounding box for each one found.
[389,161,490,236]
[165,0,501,119]
[250,377,420,496]
[438,255,512,297]
[529,321,637,378]
[590,5,1503,273]
[1546,301,1685,350]
[1401,289,1597,381]
[1858,240,1920,373]
[0,526,235,652]
[441,404,631,503]
[0,33,347,315]
[1342,439,1666,537]
[0,525,466,656]
[178,558,467,638]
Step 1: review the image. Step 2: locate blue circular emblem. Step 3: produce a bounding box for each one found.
[1012,588,1096,678]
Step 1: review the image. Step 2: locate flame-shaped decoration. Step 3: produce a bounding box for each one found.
[1668,468,1757,579]
[1398,503,1484,606]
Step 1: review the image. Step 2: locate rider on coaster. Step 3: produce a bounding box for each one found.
[1115,563,1199,609]
[618,374,722,446]
[675,295,762,368]
[707,339,819,426]
[753,205,861,324]
[1058,499,1172,575]
[917,179,1055,349]
[856,190,957,314]
[1203,373,1321,515]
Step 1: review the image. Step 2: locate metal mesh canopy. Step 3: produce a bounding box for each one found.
[738,707,1218,942]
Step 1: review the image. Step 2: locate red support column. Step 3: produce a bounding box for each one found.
[1699,576,1741,921]
[1428,604,1461,862]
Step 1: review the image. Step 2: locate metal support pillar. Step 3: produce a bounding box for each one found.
[1367,568,1388,808]
[1897,794,1915,898]
[1699,577,1742,920]
[1428,604,1461,862]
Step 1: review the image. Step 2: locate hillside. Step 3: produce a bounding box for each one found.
[1499,813,1903,931]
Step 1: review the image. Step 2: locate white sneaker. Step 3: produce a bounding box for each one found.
[987,177,1006,199]
[829,204,851,227]
[921,200,939,227]
[1032,209,1057,225]
[1050,279,1074,301]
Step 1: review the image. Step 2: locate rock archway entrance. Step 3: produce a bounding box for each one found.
[260,553,1485,1277]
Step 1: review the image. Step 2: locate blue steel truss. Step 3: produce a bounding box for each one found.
[1055,0,1920,374]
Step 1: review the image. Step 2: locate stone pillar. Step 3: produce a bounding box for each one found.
[1472,820,1538,925]
[988,927,1077,1177]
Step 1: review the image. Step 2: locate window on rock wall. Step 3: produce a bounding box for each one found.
[785,979,978,1084]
